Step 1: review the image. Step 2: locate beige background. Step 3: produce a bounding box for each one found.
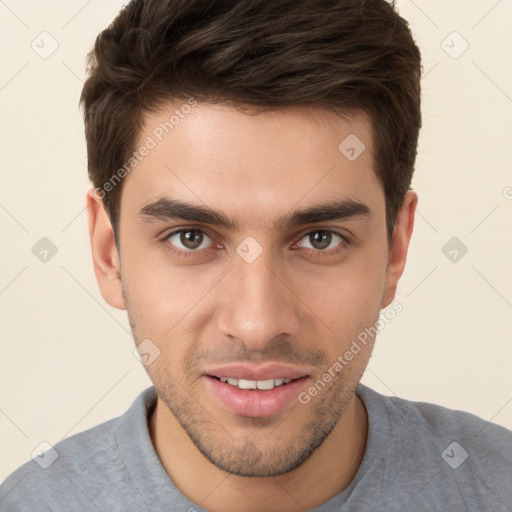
[1,0,511,481]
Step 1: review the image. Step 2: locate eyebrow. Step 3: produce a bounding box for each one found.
[138,196,372,231]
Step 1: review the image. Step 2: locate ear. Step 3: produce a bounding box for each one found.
[86,188,126,310]
[381,190,418,308]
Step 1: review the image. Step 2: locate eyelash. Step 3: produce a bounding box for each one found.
[160,228,350,259]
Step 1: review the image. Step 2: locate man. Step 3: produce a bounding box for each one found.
[1,0,511,510]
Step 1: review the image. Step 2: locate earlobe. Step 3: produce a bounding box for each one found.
[86,188,126,310]
[381,190,418,309]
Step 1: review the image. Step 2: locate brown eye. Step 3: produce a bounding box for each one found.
[297,230,345,251]
[167,229,212,251]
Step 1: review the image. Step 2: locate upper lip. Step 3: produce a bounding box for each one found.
[205,363,310,381]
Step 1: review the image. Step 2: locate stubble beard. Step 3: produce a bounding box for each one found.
[149,366,355,477]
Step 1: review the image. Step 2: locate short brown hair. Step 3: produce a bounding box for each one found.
[80,0,422,244]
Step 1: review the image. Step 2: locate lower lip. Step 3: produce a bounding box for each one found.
[204,376,309,418]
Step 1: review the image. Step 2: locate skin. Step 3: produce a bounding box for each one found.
[87,102,417,512]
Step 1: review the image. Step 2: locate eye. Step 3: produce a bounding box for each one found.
[296,230,346,252]
[166,229,213,251]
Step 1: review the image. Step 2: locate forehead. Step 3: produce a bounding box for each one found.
[120,102,383,228]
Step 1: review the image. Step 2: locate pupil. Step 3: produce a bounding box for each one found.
[181,230,203,249]
[311,231,331,250]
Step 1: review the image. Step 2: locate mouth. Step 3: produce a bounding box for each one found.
[216,376,295,390]
[203,364,310,418]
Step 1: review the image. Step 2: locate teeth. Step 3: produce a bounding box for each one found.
[256,379,275,390]
[219,377,292,390]
[238,379,257,389]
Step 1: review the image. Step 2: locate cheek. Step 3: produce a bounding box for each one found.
[121,246,222,337]
[301,275,383,380]
[300,247,387,332]
[306,282,383,354]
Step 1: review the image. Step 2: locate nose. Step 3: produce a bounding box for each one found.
[216,251,302,351]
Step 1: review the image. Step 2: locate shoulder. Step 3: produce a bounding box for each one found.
[383,390,512,456]
[358,384,512,450]
[357,384,512,508]
[0,387,156,512]
[0,417,120,511]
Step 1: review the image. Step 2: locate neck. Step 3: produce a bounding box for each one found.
[149,392,368,512]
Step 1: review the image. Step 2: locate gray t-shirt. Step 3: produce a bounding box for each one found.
[1,384,511,511]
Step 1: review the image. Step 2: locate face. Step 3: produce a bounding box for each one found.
[90,102,414,477]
